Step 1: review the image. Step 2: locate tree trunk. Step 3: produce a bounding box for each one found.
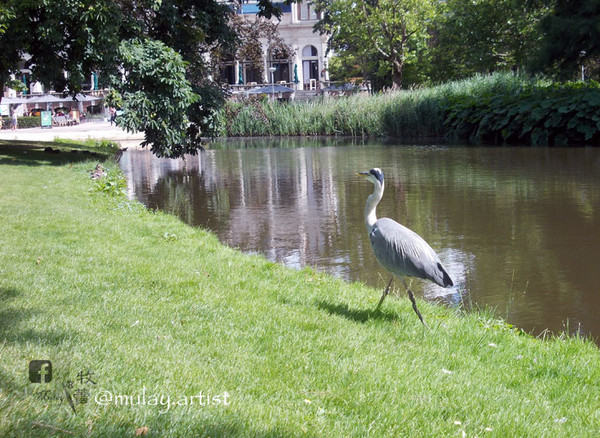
[392,60,403,89]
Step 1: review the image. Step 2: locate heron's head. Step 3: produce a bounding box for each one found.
[358,168,384,187]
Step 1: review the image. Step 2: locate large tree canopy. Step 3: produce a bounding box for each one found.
[534,0,600,78]
[0,0,283,158]
[430,0,550,81]
[314,0,440,89]
[316,0,557,87]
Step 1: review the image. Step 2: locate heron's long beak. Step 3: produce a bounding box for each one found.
[357,171,370,177]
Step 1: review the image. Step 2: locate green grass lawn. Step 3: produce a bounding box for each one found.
[1,141,599,437]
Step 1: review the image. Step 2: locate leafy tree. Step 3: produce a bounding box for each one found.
[327,54,364,84]
[115,0,238,145]
[0,0,283,157]
[0,1,28,102]
[226,13,293,83]
[5,79,26,94]
[117,39,198,157]
[314,0,440,89]
[327,46,395,91]
[0,5,13,34]
[429,0,550,81]
[534,0,600,79]
[104,88,123,110]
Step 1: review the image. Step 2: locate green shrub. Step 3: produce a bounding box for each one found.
[92,165,127,196]
[443,80,600,145]
[16,116,41,129]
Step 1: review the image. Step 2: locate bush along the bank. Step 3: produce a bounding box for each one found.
[3,115,41,129]
[443,81,600,146]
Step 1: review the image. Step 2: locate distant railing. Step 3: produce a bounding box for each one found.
[229,82,299,93]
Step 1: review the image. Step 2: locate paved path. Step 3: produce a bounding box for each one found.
[0,121,144,149]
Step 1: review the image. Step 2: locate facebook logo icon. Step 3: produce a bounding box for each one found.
[29,360,52,383]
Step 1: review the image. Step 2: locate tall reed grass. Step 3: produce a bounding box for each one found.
[219,73,538,140]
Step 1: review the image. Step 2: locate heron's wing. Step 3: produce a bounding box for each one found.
[369,218,453,287]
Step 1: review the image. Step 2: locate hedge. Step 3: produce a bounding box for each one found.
[442,81,600,146]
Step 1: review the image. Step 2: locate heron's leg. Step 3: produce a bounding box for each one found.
[375,276,394,310]
[401,279,428,328]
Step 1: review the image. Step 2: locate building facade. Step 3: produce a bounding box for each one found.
[223,1,330,92]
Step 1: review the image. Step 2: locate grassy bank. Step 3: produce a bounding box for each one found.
[221,73,600,146]
[1,142,600,437]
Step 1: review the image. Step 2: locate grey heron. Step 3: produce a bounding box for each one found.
[358,168,453,325]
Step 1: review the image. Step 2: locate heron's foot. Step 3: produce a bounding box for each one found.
[406,289,429,329]
[375,276,394,311]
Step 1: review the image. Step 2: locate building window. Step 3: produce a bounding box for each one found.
[302,45,318,58]
[268,49,291,83]
[220,64,236,85]
[302,45,319,90]
[244,63,261,84]
[270,63,291,83]
[297,2,320,21]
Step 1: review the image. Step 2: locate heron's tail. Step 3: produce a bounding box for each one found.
[437,263,454,288]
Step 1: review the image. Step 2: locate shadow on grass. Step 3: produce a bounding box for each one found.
[0,140,112,166]
[0,287,75,347]
[316,300,399,324]
[0,287,83,434]
[0,412,320,438]
[147,412,321,438]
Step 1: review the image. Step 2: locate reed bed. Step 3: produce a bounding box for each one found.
[219,73,538,140]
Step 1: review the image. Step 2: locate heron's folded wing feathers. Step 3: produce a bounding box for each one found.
[370,218,453,287]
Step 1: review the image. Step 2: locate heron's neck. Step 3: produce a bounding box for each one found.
[365,182,384,231]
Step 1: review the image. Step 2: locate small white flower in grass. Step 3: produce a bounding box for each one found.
[442,369,453,374]
[485,427,493,432]
[304,399,312,404]
[488,343,497,348]
[454,420,462,425]
[555,417,567,424]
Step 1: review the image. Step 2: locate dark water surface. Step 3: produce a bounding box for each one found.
[120,139,600,340]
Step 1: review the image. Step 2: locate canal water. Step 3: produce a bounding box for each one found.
[120,139,600,340]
